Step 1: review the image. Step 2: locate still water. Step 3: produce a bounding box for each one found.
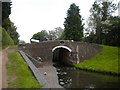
[53,64,119,88]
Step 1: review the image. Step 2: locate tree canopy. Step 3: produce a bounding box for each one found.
[2,1,11,21]
[64,3,84,41]
[85,0,118,46]
[31,30,48,42]
[1,1,19,45]
[31,27,64,42]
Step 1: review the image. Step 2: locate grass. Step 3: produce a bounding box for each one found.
[0,46,8,50]
[8,45,18,49]
[74,45,119,74]
[0,27,14,50]
[0,45,17,50]
[1,28,14,46]
[7,52,42,88]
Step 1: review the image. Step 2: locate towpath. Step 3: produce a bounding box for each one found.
[0,50,2,90]
[0,47,16,89]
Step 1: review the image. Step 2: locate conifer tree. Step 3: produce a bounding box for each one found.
[64,3,84,41]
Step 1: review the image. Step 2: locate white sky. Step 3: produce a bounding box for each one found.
[9,0,119,43]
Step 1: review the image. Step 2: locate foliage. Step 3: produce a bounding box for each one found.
[2,1,12,29]
[19,40,26,44]
[7,52,42,88]
[84,31,96,43]
[2,1,11,21]
[1,28,14,47]
[48,27,64,40]
[3,18,19,45]
[86,1,117,44]
[85,16,119,46]
[54,27,64,39]
[0,27,2,47]
[48,30,57,40]
[31,27,64,42]
[57,31,65,40]
[8,45,18,49]
[8,20,19,44]
[101,16,120,46]
[31,30,48,42]
[64,3,84,41]
[2,2,19,45]
[74,45,119,74]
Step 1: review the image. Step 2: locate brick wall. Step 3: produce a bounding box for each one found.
[21,41,102,64]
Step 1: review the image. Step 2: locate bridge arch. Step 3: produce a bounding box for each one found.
[52,46,72,64]
[52,46,72,52]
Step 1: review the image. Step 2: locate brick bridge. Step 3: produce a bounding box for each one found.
[21,40,102,64]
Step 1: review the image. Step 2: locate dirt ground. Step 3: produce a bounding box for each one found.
[0,50,2,90]
[0,47,16,89]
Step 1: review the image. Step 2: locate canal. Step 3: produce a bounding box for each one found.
[52,47,119,88]
[26,46,119,88]
[53,63,119,88]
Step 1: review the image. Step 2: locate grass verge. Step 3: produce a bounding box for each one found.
[1,46,8,50]
[0,45,18,50]
[7,52,42,88]
[8,45,18,49]
[74,45,119,74]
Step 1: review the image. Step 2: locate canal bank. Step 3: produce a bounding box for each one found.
[51,45,119,88]
[73,45,119,76]
[19,44,119,88]
[19,51,63,88]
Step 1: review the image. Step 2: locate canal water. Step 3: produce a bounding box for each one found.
[53,63,119,88]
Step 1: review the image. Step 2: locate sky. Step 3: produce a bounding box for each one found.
[9,0,119,43]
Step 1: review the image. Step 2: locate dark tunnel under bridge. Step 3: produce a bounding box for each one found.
[52,46,73,64]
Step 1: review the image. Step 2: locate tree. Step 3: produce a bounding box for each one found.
[31,30,48,42]
[64,3,84,41]
[2,1,12,28]
[19,40,26,44]
[57,31,65,40]
[101,16,120,46]
[87,1,117,44]
[1,1,20,45]
[48,27,64,40]
[48,30,57,40]
[6,21,19,44]
[54,27,64,39]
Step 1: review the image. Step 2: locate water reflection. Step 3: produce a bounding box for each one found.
[54,64,119,88]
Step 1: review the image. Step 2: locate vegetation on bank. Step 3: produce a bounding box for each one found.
[2,2,19,45]
[0,28,14,50]
[74,45,119,74]
[8,45,18,50]
[7,52,42,88]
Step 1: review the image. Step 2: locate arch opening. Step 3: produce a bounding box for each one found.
[52,46,72,52]
[52,46,72,64]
